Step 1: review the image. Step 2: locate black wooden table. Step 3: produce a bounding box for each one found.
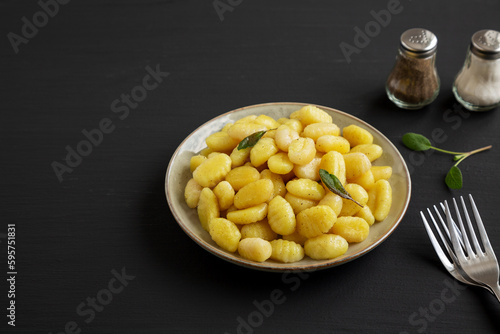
[2,1,500,333]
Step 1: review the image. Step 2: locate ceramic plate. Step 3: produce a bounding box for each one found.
[166,102,411,272]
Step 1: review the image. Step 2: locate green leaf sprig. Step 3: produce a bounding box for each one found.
[237,130,267,150]
[402,132,492,189]
[319,169,363,207]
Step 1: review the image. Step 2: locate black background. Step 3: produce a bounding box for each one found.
[2,0,500,333]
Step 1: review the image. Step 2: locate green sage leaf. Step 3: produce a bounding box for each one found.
[319,169,363,207]
[402,133,432,151]
[237,130,267,150]
[445,165,463,189]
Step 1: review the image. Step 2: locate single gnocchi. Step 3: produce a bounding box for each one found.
[342,124,373,147]
[250,137,279,167]
[193,153,232,188]
[304,234,348,260]
[184,178,203,209]
[270,239,305,263]
[343,152,371,182]
[268,195,296,236]
[288,137,316,165]
[213,180,235,211]
[238,238,272,262]
[297,205,337,238]
[225,165,260,191]
[197,187,219,231]
[367,179,392,221]
[234,179,274,209]
[226,203,268,225]
[209,218,241,252]
[286,178,326,201]
[329,216,370,243]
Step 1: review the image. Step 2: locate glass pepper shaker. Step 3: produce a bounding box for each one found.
[453,29,500,112]
[386,28,440,109]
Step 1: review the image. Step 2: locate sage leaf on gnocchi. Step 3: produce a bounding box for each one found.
[319,169,363,207]
[237,130,267,150]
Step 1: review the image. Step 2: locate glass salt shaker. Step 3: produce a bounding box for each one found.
[386,28,440,109]
[453,29,500,112]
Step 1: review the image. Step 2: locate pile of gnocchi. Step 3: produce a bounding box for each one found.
[184,105,393,264]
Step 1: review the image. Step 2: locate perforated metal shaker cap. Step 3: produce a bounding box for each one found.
[471,29,500,59]
[400,28,438,57]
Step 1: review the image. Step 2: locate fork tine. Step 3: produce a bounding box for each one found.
[421,211,454,269]
[439,202,465,248]
[429,207,455,262]
[460,196,482,255]
[453,197,474,257]
[469,194,495,257]
[446,200,467,261]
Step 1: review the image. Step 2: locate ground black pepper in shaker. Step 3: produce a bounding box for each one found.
[386,28,440,109]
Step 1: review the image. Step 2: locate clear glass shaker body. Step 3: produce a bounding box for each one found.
[453,30,500,112]
[386,28,440,110]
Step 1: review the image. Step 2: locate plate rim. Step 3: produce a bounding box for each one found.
[165,102,412,272]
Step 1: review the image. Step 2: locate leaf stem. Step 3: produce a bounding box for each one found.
[467,144,492,156]
[429,146,464,155]
[453,144,492,167]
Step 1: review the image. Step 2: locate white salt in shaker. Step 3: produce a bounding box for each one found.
[453,29,500,111]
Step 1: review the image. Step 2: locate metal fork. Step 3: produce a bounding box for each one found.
[446,194,500,301]
[420,206,490,291]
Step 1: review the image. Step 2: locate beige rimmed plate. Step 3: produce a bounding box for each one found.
[166,102,411,272]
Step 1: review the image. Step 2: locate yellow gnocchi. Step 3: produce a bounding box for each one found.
[343,152,371,182]
[193,153,232,188]
[260,169,286,199]
[275,125,300,152]
[234,179,274,209]
[184,178,203,209]
[350,144,383,162]
[288,137,316,165]
[226,203,268,225]
[302,122,340,141]
[315,135,350,154]
[304,234,348,260]
[225,165,260,191]
[213,180,235,211]
[241,220,278,241]
[250,137,279,167]
[205,131,239,153]
[319,151,346,185]
[268,195,296,235]
[290,105,333,125]
[342,124,373,147]
[297,205,337,238]
[339,183,368,217]
[292,152,322,181]
[367,179,392,221]
[286,178,325,201]
[267,152,294,175]
[183,105,395,264]
[238,238,272,262]
[209,218,241,252]
[329,216,370,243]
[270,239,305,263]
[197,187,219,231]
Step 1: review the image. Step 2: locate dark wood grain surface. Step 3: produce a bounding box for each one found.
[2,0,500,333]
